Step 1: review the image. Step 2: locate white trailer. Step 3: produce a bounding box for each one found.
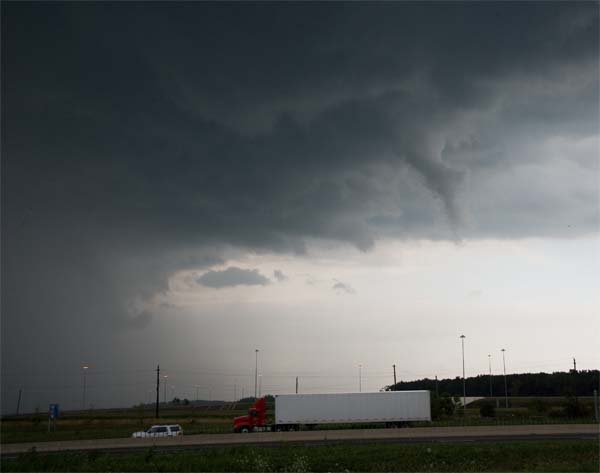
[274,391,431,427]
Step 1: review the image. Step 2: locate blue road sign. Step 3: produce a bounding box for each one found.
[48,403,59,419]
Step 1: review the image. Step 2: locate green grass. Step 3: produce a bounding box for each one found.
[2,440,598,472]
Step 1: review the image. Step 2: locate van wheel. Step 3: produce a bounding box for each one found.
[241,427,250,433]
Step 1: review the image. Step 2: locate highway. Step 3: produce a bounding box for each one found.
[1,424,598,457]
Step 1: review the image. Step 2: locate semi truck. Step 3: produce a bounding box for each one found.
[233,391,431,432]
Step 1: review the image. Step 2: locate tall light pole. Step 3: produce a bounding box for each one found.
[254,349,259,399]
[82,365,89,411]
[488,354,493,398]
[163,374,168,404]
[501,348,508,408]
[460,335,466,414]
[258,375,262,397]
[358,364,362,393]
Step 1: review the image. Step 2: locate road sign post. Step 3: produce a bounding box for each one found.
[48,404,59,432]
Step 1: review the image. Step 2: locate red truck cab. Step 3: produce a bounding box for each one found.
[233,398,268,432]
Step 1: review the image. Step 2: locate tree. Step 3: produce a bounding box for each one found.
[431,392,456,419]
[479,402,495,418]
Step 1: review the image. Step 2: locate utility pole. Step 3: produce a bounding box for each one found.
[258,376,262,398]
[501,349,508,408]
[460,335,466,414]
[254,349,259,399]
[16,388,22,416]
[393,364,397,387]
[295,377,298,394]
[488,354,493,398]
[573,358,577,371]
[435,375,439,397]
[155,365,160,418]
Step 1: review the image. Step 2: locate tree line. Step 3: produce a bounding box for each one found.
[387,370,599,397]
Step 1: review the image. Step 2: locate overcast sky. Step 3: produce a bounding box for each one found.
[2,2,598,413]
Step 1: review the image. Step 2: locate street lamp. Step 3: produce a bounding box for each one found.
[258,375,262,398]
[460,335,466,414]
[163,375,168,404]
[501,348,508,408]
[254,349,259,399]
[82,365,89,411]
[488,354,493,398]
[358,364,362,393]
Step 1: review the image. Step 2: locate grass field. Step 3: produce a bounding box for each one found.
[2,440,598,472]
[1,398,597,444]
[0,404,252,444]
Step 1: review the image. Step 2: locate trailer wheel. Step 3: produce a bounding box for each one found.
[240,426,250,433]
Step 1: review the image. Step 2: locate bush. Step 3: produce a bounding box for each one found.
[527,399,548,414]
[479,403,496,418]
[430,393,456,419]
[562,396,589,418]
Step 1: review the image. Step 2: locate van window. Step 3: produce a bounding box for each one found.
[170,426,180,431]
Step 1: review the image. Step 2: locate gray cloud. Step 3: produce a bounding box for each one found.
[197,267,270,288]
[333,280,356,295]
[273,270,288,282]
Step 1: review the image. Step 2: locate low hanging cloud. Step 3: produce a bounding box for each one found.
[332,279,356,295]
[196,267,271,288]
[273,269,288,282]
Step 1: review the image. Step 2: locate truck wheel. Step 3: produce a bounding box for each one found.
[241,427,250,433]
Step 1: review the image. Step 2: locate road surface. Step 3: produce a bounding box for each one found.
[1,424,597,457]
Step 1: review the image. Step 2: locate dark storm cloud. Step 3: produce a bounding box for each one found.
[2,2,598,408]
[197,267,270,289]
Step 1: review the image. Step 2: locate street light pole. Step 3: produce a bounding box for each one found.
[258,375,262,397]
[163,375,168,404]
[460,335,466,414]
[501,348,508,408]
[359,364,362,393]
[488,354,493,398]
[254,349,259,399]
[82,365,89,411]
